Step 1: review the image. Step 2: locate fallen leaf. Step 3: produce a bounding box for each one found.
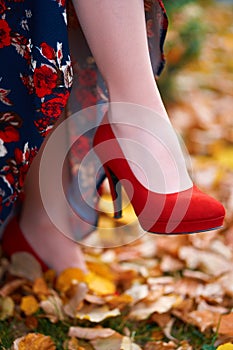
[179,247,231,276]
[56,268,86,293]
[0,296,14,320]
[124,284,149,304]
[68,326,116,339]
[160,255,185,272]
[33,277,50,298]
[20,295,39,316]
[9,252,42,281]
[75,305,120,322]
[85,271,116,295]
[63,283,88,317]
[90,333,123,350]
[188,310,220,332]
[120,336,142,349]
[217,344,233,350]
[84,294,105,305]
[0,278,27,297]
[129,295,179,320]
[62,337,82,350]
[13,333,56,350]
[144,340,176,350]
[218,313,233,337]
[105,294,133,309]
[40,294,65,322]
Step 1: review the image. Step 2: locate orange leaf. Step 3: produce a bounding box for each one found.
[20,295,39,316]
[33,277,50,298]
[14,333,56,350]
[85,272,116,295]
[218,313,233,336]
[56,268,86,293]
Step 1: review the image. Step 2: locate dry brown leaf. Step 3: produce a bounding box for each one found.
[0,296,14,320]
[120,336,142,349]
[25,315,39,330]
[0,278,27,297]
[20,295,39,316]
[9,252,42,281]
[63,283,88,318]
[68,326,116,340]
[84,294,105,305]
[62,337,81,350]
[218,271,233,297]
[156,236,189,257]
[160,255,185,272]
[75,305,120,322]
[90,333,123,350]
[56,268,86,293]
[177,340,193,350]
[179,246,231,276]
[188,310,220,332]
[40,294,65,322]
[124,284,149,304]
[173,277,203,298]
[129,295,179,320]
[197,300,229,314]
[151,313,173,328]
[33,277,50,298]
[13,333,56,350]
[105,294,133,309]
[144,340,176,350]
[218,313,233,337]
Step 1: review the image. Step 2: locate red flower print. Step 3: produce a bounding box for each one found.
[78,68,97,87]
[3,144,38,193]
[40,42,55,60]
[0,112,22,143]
[0,0,6,14]
[0,19,11,48]
[20,74,34,94]
[57,0,66,7]
[0,126,19,143]
[41,92,69,118]
[33,65,58,98]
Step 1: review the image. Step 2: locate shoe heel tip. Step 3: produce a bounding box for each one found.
[114,211,122,219]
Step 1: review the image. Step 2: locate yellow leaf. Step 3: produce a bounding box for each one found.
[56,268,86,293]
[85,272,116,295]
[86,261,115,281]
[0,296,14,320]
[16,333,56,350]
[217,344,233,350]
[20,295,39,316]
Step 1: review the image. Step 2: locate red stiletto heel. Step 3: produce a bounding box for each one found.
[1,216,49,271]
[93,114,225,234]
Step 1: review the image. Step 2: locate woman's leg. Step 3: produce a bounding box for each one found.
[20,114,87,274]
[72,0,192,194]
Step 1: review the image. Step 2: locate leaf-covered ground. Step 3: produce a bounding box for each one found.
[1,1,233,349]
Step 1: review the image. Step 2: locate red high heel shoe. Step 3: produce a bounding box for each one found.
[1,216,49,271]
[93,114,225,234]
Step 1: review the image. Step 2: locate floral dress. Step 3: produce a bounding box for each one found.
[0,0,168,237]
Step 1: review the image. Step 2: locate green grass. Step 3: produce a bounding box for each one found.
[0,313,218,349]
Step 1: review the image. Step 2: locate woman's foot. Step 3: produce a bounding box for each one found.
[19,209,87,274]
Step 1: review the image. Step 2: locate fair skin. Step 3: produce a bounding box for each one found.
[20,0,191,273]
